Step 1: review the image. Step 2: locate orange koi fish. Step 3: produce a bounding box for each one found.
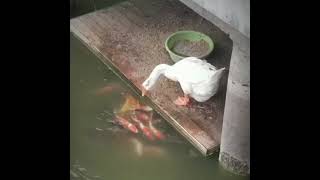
[95,83,122,96]
[120,95,152,113]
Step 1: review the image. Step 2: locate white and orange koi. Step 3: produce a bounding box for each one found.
[131,114,155,141]
[149,121,166,140]
[115,115,139,134]
[130,138,166,157]
[134,110,151,123]
[135,104,153,112]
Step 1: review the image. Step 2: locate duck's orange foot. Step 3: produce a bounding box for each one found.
[174,96,190,106]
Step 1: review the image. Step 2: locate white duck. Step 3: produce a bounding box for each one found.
[141,57,225,106]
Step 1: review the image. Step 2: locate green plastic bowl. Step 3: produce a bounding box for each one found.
[165,31,214,63]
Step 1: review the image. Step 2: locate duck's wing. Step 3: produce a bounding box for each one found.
[191,67,225,97]
[174,57,217,84]
[179,80,193,95]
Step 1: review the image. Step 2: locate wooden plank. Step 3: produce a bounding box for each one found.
[70,0,233,156]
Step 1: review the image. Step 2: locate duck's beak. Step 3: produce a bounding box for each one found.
[142,87,148,97]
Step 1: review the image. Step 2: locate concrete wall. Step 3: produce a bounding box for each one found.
[179,0,250,175]
[185,0,250,38]
[219,44,250,175]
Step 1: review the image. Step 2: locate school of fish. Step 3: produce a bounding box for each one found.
[113,95,166,141]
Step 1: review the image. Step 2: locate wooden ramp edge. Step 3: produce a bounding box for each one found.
[70,0,233,156]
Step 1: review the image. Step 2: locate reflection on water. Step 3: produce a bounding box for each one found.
[70,34,249,180]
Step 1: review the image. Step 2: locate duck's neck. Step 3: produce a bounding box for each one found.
[146,64,172,89]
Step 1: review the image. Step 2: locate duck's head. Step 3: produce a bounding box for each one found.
[141,64,172,97]
[141,78,153,96]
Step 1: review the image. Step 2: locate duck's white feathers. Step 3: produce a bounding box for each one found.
[189,67,225,101]
[164,57,224,102]
[166,57,216,84]
[143,57,225,103]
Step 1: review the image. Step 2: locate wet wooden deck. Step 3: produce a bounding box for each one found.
[70,0,233,156]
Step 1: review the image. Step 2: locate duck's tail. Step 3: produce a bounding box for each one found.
[207,67,225,95]
[211,67,225,81]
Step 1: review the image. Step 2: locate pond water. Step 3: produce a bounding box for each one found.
[70,33,249,180]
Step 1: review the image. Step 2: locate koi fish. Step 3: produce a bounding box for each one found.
[131,114,154,141]
[135,104,153,112]
[139,123,155,141]
[119,95,140,113]
[95,83,122,96]
[130,138,166,157]
[120,95,153,113]
[135,110,151,123]
[136,111,165,140]
[149,121,166,140]
[115,115,139,134]
[130,138,143,157]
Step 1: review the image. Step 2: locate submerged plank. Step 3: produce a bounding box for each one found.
[70,0,232,155]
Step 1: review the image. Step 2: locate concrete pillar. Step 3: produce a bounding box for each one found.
[219,43,250,176]
[177,0,250,175]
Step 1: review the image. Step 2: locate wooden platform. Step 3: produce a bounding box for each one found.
[70,0,233,156]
